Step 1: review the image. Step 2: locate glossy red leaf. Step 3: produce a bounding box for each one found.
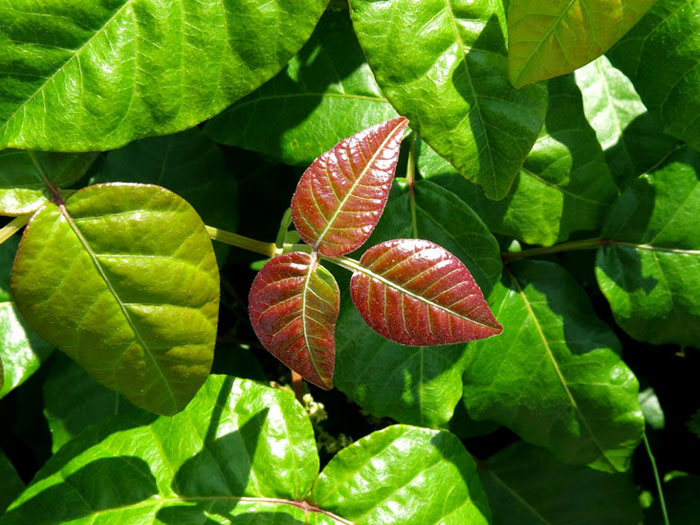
[249,251,339,389]
[291,117,409,256]
[349,239,502,346]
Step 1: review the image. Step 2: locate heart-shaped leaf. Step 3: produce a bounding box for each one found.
[11,183,219,416]
[249,251,340,389]
[348,239,502,346]
[291,117,409,257]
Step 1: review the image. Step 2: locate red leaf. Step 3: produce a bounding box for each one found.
[291,117,409,256]
[349,239,502,345]
[249,251,339,389]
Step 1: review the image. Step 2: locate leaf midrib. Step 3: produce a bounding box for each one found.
[57,202,178,413]
[300,253,326,386]
[233,92,390,110]
[482,469,550,524]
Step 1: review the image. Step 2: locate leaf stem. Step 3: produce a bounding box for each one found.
[0,215,31,246]
[206,226,278,257]
[27,151,64,204]
[501,237,601,261]
[275,208,293,249]
[644,433,670,525]
[406,134,418,238]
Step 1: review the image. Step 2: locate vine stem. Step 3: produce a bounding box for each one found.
[644,433,670,525]
[206,226,279,257]
[501,237,601,261]
[406,134,418,238]
[0,215,31,246]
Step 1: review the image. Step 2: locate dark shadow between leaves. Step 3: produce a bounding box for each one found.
[1,456,157,524]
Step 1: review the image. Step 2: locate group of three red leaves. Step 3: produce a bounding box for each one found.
[248,117,502,390]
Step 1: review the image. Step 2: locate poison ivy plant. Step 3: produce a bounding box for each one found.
[1,376,491,524]
[0,450,23,515]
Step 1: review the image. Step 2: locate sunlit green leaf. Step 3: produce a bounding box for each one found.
[350,0,548,199]
[639,387,665,430]
[12,184,219,416]
[205,11,398,165]
[0,0,327,151]
[463,260,644,472]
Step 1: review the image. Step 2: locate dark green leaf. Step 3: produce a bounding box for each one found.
[311,425,491,524]
[480,441,642,524]
[607,0,700,150]
[0,151,97,215]
[0,449,24,514]
[639,387,665,430]
[3,375,490,524]
[12,184,219,415]
[463,260,644,471]
[350,0,548,199]
[335,180,501,427]
[420,75,617,246]
[507,0,656,87]
[205,11,398,165]
[574,56,679,185]
[0,0,327,151]
[596,148,700,346]
[0,236,53,399]
[645,475,700,524]
[689,410,700,438]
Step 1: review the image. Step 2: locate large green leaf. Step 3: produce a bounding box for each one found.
[574,56,679,185]
[607,0,700,150]
[420,75,617,246]
[507,0,656,88]
[205,11,398,165]
[463,260,644,471]
[596,148,700,347]
[11,184,219,416]
[335,180,501,427]
[350,0,548,200]
[0,236,53,399]
[0,449,24,514]
[0,151,97,215]
[646,475,700,524]
[0,0,327,151]
[480,441,642,524]
[2,375,490,524]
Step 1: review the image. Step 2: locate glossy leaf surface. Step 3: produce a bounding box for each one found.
[463,260,644,471]
[335,181,501,427]
[0,450,23,514]
[574,56,679,185]
[311,425,491,524]
[291,117,408,256]
[607,0,700,150]
[420,75,617,247]
[249,251,339,390]
[205,11,398,165]
[480,441,642,524]
[350,0,548,200]
[0,0,327,151]
[0,151,97,215]
[596,148,700,346]
[0,237,53,399]
[639,387,664,430]
[3,376,489,525]
[507,0,656,87]
[12,184,219,416]
[350,239,502,346]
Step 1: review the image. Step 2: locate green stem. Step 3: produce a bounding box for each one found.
[275,208,293,249]
[406,135,418,238]
[502,237,601,261]
[0,215,31,247]
[644,433,670,525]
[206,226,278,257]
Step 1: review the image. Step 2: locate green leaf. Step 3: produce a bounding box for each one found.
[0,236,53,399]
[596,148,700,346]
[334,180,501,427]
[645,475,700,524]
[507,0,656,88]
[607,0,700,150]
[350,0,548,199]
[574,56,679,185]
[44,353,152,454]
[419,75,617,246]
[311,425,491,524]
[480,441,642,524]
[3,375,490,524]
[0,449,24,514]
[11,184,219,416]
[0,0,327,151]
[0,151,97,215]
[689,409,700,438]
[205,11,398,165]
[639,387,665,430]
[463,260,644,472]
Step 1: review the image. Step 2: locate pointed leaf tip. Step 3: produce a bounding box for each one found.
[249,252,340,389]
[350,239,502,346]
[291,117,409,256]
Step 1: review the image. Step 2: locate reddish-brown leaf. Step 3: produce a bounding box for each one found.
[249,251,339,389]
[349,239,502,346]
[291,117,409,256]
